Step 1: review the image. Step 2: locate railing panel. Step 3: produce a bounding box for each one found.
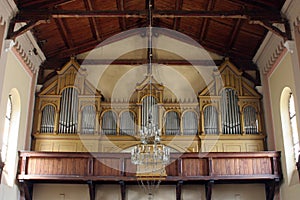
[18,151,282,182]
[182,158,208,176]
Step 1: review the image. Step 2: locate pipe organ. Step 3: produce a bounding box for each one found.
[33,58,265,153]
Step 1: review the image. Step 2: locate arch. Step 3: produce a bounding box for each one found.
[243,105,258,134]
[81,105,96,134]
[182,110,198,135]
[280,87,300,184]
[220,88,241,134]
[101,110,118,135]
[165,111,180,135]
[120,111,136,135]
[58,87,79,133]
[141,95,159,128]
[203,105,219,134]
[40,104,56,133]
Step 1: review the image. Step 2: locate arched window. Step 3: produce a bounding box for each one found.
[1,95,12,163]
[40,105,55,133]
[165,111,180,135]
[59,88,79,133]
[120,111,135,135]
[1,89,21,186]
[243,106,258,134]
[221,88,241,134]
[102,111,117,135]
[289,93,299,162]
[280,88,300,184]
[81,105,96,134]
[182,111,198,135]
[204,105,219,134]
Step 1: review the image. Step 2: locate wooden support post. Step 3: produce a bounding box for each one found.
[205,180,214,200]
[119,181,126,200]
[265,179,280,200]
[87,180,95,200]
[176,180,183,200]
[19,180,33,200]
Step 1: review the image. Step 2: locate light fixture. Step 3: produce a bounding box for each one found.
[130,0,170,199]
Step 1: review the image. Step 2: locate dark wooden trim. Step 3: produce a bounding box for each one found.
[119,181,126,200]
[265,179,280,200]
[19,180,33,200]
[87,180,95,200]
[176,180,183,200]
[205,180,214,200]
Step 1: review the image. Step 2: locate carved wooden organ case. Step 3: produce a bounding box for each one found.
[32,59,265,153]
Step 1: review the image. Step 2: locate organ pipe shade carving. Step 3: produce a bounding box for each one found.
[59,88,79,134]
[243,106,258,134]
[204,106,219,134]
[120,111,135,135]
[165,111,180,135]
[81,105,96,134]
[182,111,198,135]
[40,105,55,133]
[142,96,158,129]
[102,111,117,135]
[221,88,241,134]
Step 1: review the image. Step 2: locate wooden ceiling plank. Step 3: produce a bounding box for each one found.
[116,0,127,30]
[227,0,278,10]
[226,18,242,50]
[173,0,183,30]
[199,0,215,42]
[21,0,75,9]
[84,0,101,40]
[54,18,74,48]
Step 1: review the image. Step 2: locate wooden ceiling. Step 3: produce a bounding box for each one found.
[11,0,288,77]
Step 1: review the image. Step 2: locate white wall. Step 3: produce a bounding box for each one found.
[0,50,33,200]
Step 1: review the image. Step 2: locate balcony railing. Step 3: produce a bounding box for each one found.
[17,151,282,200]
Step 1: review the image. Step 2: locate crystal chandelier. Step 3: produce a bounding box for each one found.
[130,0,170,199]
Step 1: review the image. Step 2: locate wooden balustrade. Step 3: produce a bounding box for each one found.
[17,151,282,200]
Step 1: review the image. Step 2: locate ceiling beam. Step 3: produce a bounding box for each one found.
[16,9,283,22]
[227,0,278,10]
[77,58,223,66]
[226,18,242,51]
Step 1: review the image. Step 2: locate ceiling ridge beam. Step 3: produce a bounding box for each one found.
[16,9,283,22]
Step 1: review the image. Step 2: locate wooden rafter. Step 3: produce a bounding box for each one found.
[173,0,183,30]
[83,0,101,40]
[6,19,48,40]
[226,18,242,50]
[54,18,73,48]
[227,0,278,10]
[199,0,215,42]
[116,0,127,30]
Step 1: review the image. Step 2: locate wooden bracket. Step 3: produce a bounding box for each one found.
[87,180,95,200]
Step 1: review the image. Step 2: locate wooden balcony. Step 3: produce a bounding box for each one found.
[17,151,282,200]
